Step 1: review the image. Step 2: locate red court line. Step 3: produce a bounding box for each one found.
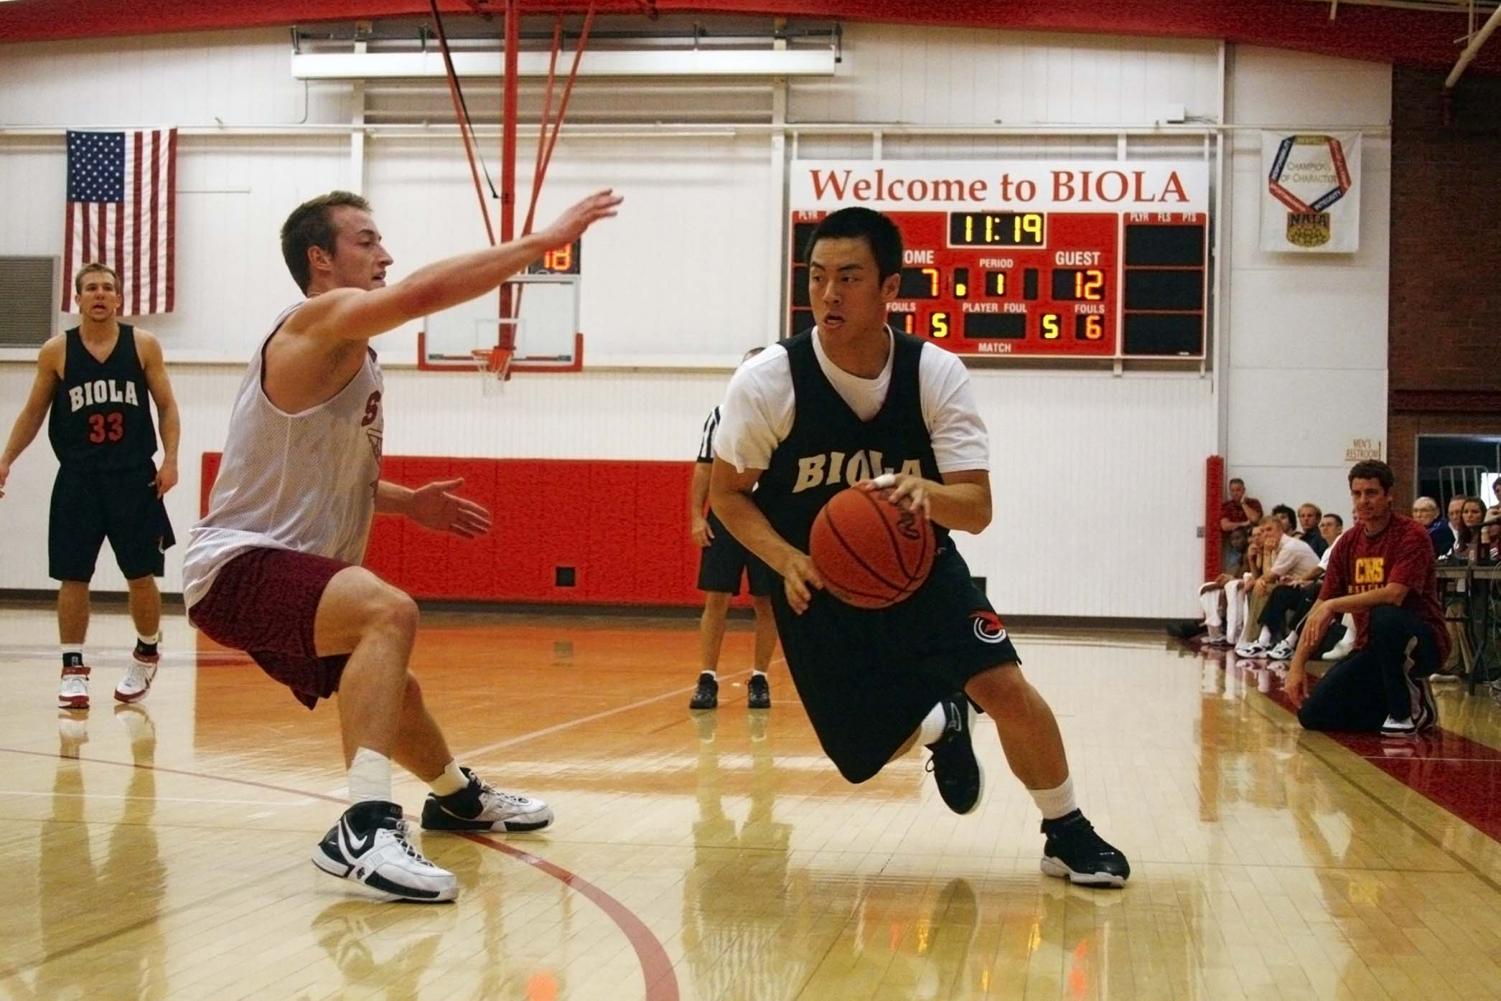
[1264,687,1501,842]
[465,834,680,1001]
[0,744,680,999]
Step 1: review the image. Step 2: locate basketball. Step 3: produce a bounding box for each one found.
[809,487,935,609]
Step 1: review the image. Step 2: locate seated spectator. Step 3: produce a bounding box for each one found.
[1265,512,1349,661]
[1218,477,1263,572]
[1271,504,1298,536]
[1235,515,1320,657]
[1444,495,1466,550]
[1413,496,1453,555]
[1295,502,1327,557]
[1285,460,1451,737]
[1221,522,1271,647]
[1177,526,1251,643]
[1451,496,1488,561]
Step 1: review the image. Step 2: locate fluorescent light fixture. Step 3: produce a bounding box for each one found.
[291,48,836,80]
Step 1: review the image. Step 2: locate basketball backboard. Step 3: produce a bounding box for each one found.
[417,273,582,376]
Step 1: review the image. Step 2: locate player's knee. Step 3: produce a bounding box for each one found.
[402,672,425,706]
[965,663,1026,712]
[368,589,419,638]
[750,595,774,615]
[702,591,732,613]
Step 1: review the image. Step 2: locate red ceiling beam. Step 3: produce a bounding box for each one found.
[2,1,1499,76]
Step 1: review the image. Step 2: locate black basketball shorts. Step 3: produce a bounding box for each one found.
[49,463,176,581]
[697,510,776,596]
[770,544,1021,783]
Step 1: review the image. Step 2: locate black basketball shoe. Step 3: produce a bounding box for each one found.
[925,695,983,815]
[689,672,719,710]
[747,673,771,709]
[311,800,457,902]
[421,768,553,832]
[1039,809,1130,887]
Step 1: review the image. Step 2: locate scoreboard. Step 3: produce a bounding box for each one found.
[788,160,1210,358]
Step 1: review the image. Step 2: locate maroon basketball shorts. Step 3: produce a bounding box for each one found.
[188,547,353,709]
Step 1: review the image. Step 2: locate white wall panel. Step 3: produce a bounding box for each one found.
[965,371,1217,617]
[0,31,347,126]
[790,25,1219,126]
[364,134,776,368]
[1221,46,1391,510]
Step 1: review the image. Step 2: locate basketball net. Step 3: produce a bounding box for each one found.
[471,346,513,395]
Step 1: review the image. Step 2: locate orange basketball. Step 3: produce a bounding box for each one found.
[809,487,935,609]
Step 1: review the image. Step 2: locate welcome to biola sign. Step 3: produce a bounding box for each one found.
[790,160,1209,214]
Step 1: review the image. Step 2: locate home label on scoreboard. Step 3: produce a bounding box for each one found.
[787,160,1211,359]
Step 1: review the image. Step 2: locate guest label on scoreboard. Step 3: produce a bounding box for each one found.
[787,160,1211,359]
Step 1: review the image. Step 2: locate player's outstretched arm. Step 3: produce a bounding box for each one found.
[710,458,824,613]
[297,189,622,344]
[0,338,63,499]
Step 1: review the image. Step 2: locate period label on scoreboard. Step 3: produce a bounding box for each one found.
[787,160,1211,358]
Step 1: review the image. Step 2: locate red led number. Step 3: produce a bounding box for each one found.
[88,412,124,444]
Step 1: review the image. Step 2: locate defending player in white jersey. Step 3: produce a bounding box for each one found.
[184,188,620,902]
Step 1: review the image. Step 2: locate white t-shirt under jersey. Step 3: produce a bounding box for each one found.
[715,327,989,474]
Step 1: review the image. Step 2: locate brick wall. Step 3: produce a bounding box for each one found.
[1389,68,1501,500]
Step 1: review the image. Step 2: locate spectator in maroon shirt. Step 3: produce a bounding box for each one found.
[1219,478,1263,571]
[1284,460,1451,737]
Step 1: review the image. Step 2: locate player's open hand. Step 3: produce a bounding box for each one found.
[859,472,933,520]
[1283,665,1311,706]
[0,459,9,499]
[691,514,713,547]
[780,550,824,614]
[154,460,178,498]
[410,477,492,538]
[540,190,623,249]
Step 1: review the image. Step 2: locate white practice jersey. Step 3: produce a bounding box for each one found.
[182,306,385,608]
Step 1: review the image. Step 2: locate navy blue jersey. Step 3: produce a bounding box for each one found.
[753,329,947,552]
[48,324,158,471]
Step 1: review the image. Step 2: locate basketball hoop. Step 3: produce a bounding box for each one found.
[470,346,513,394]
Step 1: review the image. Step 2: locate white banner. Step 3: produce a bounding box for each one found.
[1260,131,1361,252]
[790,160,1209,213]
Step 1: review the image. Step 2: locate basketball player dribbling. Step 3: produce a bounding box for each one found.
[709,207,1129,886]
[0,262,179,711]
[182,188,621,902]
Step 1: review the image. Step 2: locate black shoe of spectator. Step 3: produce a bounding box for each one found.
[1166,620,1207,640]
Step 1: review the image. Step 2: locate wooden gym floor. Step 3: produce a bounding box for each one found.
[1,604,1500,1001]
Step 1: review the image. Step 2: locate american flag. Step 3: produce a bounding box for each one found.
[63,129,177,314]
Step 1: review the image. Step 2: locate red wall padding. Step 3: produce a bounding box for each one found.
[200,453,726,607]
[1204,454,1224,582]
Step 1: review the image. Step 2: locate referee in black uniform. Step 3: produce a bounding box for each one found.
[688,348,778,710]
[0,263,180,711]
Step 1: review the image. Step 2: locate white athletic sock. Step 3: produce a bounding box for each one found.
[750,668,767,678]
[1199,589,1221,628]
[348,747,393,804]
[1257,625,1272,646]
[1030,776,1077,821]
[699,669,718,679]
[917,703,947,746]
[429,759,469,797]
[136,631,161,646]
[1224,581,1245,643]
